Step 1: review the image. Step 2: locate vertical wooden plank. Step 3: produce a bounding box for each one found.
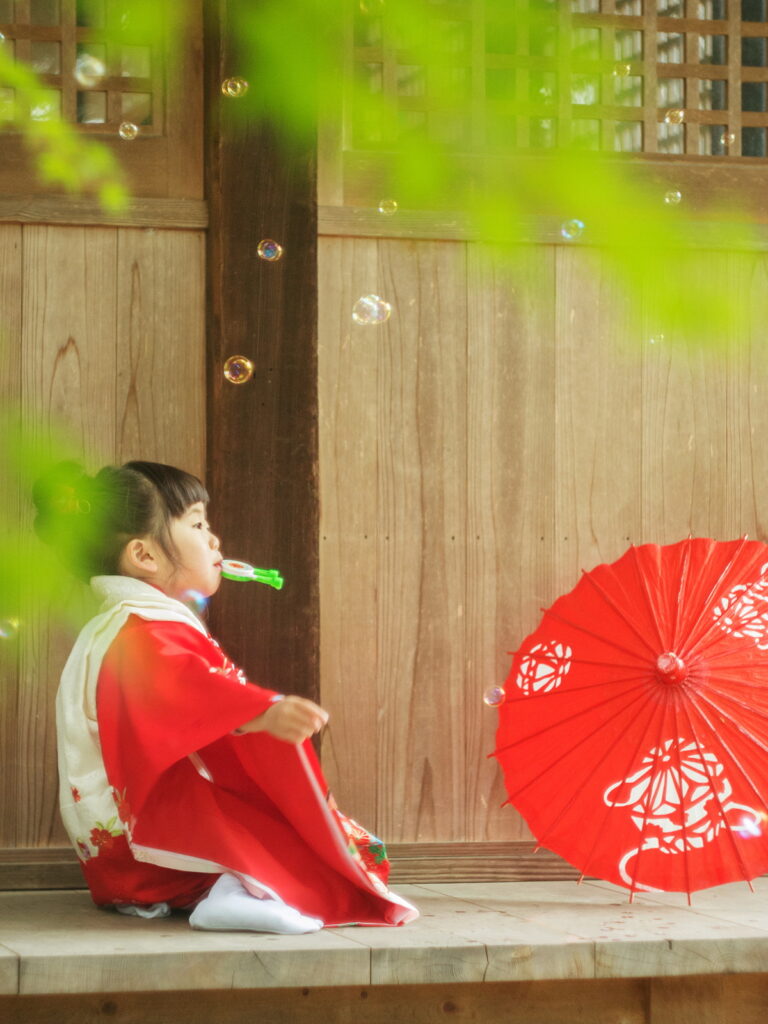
[639,249,768,545]
[318,236,383,827]
[0,224,23,848]
[115,228,205,475]
[204,0,319,701]
[465,244,557,843]
[320,236,471,842]
[375,238,468,842]
[17,225,117,848]
[741,252,768,538]
[554,246,644,583]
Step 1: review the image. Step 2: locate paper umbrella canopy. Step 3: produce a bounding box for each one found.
[492,537,768,897]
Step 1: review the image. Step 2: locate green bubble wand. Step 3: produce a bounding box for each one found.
[221,558,284,590]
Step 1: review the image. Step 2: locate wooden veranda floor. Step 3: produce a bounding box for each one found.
[2,878,768,1022]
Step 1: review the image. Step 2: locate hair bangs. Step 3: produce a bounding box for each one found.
[123,461,209,518]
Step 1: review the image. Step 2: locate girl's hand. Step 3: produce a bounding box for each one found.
[239,696,329,744]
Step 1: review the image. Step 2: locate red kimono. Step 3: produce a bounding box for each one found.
[56,578,416,928]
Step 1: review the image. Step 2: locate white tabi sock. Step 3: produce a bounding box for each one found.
[188,873,323,934]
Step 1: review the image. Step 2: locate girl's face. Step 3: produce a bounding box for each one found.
[160,502,223,599]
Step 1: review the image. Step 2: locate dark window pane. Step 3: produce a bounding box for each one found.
[742,125,767,154]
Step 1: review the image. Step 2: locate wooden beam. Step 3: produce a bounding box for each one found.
[0,842,585,889]
[0,196,208,229]
[203,0,320,703]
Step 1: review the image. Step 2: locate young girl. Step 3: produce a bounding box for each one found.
[34,459,417,932]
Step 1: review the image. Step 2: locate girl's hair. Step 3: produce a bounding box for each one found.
[32,460,209,582]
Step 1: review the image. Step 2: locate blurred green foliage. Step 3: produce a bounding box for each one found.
[0,0,759,343]
[0,0,764,631]
[0,38,126,208]
[0,410,100,638]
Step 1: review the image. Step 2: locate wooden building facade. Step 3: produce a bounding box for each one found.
[2,0,768,889]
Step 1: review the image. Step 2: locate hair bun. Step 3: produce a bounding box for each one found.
[32,461,93,545]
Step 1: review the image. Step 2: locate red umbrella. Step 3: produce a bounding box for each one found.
[491,537,768,899]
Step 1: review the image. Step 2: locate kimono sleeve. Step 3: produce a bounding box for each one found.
[97,616,280,817]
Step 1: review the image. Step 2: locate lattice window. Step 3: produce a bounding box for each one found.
[0,0,162,137]
[350,0,768,159]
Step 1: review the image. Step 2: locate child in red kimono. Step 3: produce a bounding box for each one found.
[34,460,417,932]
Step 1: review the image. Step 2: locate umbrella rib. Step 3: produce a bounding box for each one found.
[543,690,670,888]
[688,688,768,815]
[692,638,768,668]
[682,537,760,651]
[693,686,768,762]
[688,620,768,670]
[501,670,654,707]
[628,545,668,651]
[508,651,652,674]
[491,678,652,762]
[543,608,652,663]
[670,698,693,902]
[676,700,755,889]
[621,697,674,900]
[671,539,693,651]
[577,572,660,658]
[698,674,768,708]
[496,683,654,803]
[680,543,766,660]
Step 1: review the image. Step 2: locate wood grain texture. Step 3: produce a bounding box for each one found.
[16,225,119,850]
[319,235,768,850]
[0,980,652,1024]
[115,228,205,474]
[204,1,319,703]
[7,977,768,1024]
[0,196,208,230]
[0,841,581,890]
[319,238,559,845]
[0,224,23,849]
[0,224,206,856]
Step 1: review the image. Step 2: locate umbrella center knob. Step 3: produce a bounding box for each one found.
[656,652,687,684]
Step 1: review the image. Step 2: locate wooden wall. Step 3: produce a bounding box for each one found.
[317,226,768,852]
[0,222,205,854]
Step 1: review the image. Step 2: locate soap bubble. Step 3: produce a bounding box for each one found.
[257,239,284,262]
[0,618,19,640]
[75,53,106,88]
[221,77,249,98]
[180,590,208,616]
[663,189,682,205]
[352,294,392,325]
[560,219,585,241]
[720,130,736,148]
[612,62,632,77]
[734,813,765,839]
[483,686,506,707]
[377,198,398,216]
[649,333,665,345]
[223,355,255,384]
[118,121,138,140]
[663,109,685,125]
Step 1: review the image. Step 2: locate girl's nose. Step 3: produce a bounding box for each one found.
[210,532,221,550]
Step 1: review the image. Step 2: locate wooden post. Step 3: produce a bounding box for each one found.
[204,0,319,703]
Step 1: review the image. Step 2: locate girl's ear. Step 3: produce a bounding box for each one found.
[120,537,160,578]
